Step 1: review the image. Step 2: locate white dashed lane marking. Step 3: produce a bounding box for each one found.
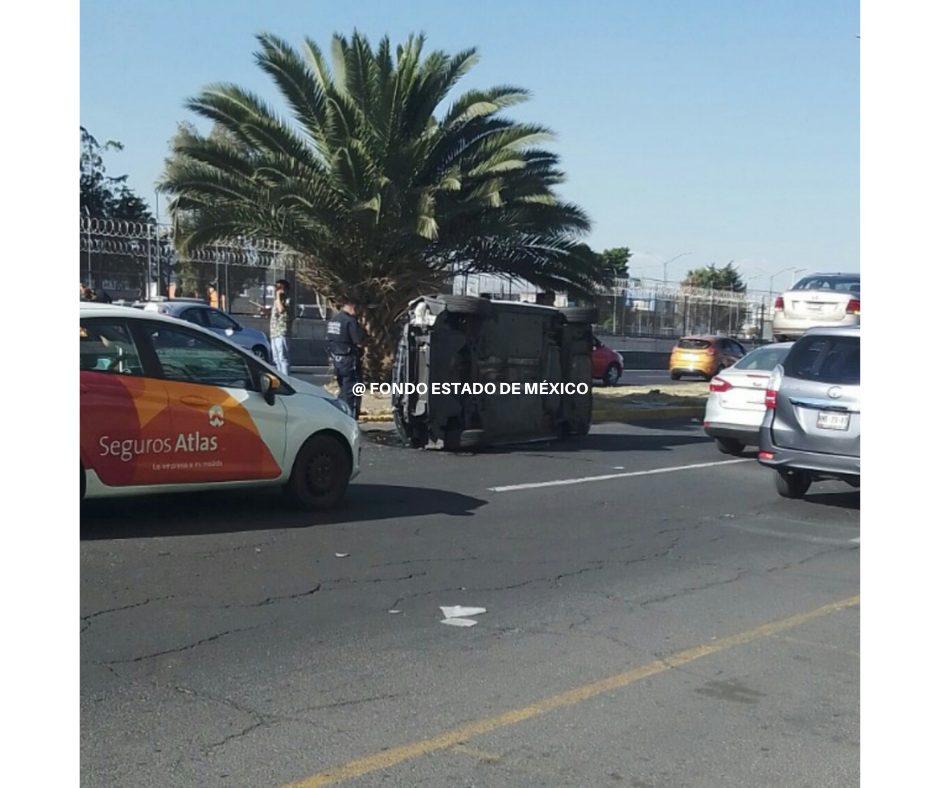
[488,458,750,493]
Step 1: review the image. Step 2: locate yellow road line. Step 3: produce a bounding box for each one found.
[285,595,859,787]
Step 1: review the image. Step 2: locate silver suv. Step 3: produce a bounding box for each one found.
[758,326,859,498]
[772,273,860,341]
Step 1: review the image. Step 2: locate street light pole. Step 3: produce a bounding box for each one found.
[768,267,797,298]
[790,268,807,287]
[662,251,691,285]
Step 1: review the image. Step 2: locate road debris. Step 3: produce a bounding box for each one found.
[440,618,478,627]
[334,553,350,558]
[440,606,486,618]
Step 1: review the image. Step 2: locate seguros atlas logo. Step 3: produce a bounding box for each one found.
[208,404,225,427]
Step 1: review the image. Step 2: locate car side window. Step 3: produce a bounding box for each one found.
[180,307,208,327]
[731,341,746,355]
[80,319,144,376]
[205,309,239,331]
[148,324,256,390]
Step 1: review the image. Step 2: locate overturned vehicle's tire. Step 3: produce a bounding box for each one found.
[440,295,493,316]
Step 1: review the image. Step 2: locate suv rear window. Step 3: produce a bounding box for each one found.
[677,338,711,350]
[783,335,859,385]
[791,275,860,294]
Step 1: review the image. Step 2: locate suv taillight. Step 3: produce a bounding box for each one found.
[765,364,784,409]
[709,377,732,392]
[774,296,784,311]
[846,298,860,315]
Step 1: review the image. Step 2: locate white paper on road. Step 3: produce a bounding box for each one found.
[334,553,350,558]
[440,606,487,619]
[388,609,401,614]
[440,617,478,627]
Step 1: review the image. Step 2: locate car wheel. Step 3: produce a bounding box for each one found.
[774,469,811,499]
[252,345,269,362]
[670,371,681,381]
[715,437,745,456]
[285,433,352,510]
[603,363,622,386]
[772,334,785,343]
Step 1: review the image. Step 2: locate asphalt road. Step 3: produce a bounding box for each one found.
[81,420,859,787]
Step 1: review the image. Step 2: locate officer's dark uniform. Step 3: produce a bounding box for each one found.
[326,310,364,417]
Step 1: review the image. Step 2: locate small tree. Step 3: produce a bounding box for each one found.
[599,246,631,279]
[80,127,153,222]
[682,262,745,292]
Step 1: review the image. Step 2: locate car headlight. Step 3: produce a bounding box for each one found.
[325,397,353,417]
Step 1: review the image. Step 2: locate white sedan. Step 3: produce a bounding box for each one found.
[703,342,793,455]
[80,304,360,509]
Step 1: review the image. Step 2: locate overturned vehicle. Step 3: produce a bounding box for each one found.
[392,294,596,450]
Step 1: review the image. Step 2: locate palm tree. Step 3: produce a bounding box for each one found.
[160,31,609,377]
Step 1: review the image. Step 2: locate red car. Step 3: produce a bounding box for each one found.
[592,339,623,386]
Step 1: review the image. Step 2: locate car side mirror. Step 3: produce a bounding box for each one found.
[260,373,281,405]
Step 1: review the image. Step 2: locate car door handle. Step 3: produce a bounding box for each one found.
[180,395,210,407]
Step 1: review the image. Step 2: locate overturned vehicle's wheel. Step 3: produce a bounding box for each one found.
[441,295,493,316]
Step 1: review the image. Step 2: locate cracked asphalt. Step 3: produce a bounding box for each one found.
[80,419,859,787]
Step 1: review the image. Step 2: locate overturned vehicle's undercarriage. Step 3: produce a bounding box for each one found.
[392,294,596,450]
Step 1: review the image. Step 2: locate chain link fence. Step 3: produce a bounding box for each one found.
[79,217,774,341]
[592,278,772,342]
[78,216,326,316]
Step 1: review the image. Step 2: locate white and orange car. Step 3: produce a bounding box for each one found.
[80,304,360,509]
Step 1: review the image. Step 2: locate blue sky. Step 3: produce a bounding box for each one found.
[80,0,858,291]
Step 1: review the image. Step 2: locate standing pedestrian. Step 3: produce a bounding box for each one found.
[326,297,364,417]
[270,278,292,377]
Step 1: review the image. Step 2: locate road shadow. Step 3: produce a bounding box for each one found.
[802,488,860,511]
[471,429,712,455]
[80,483,487,541]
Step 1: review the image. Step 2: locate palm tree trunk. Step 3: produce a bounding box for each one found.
[357,304,400,382]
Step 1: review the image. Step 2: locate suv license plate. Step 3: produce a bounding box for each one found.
[817,411,850,430]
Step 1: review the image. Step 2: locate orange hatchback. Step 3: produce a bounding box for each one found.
[669,335,747,380]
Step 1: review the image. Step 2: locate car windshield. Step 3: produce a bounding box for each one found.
[791,275,860,294]
[735,345,791,371]
[677,338,711,350]
[783,335,859,385]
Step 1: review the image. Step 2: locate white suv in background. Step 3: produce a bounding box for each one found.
[772,273,860,342]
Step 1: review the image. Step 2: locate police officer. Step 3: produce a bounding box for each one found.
[327,297,364,417]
